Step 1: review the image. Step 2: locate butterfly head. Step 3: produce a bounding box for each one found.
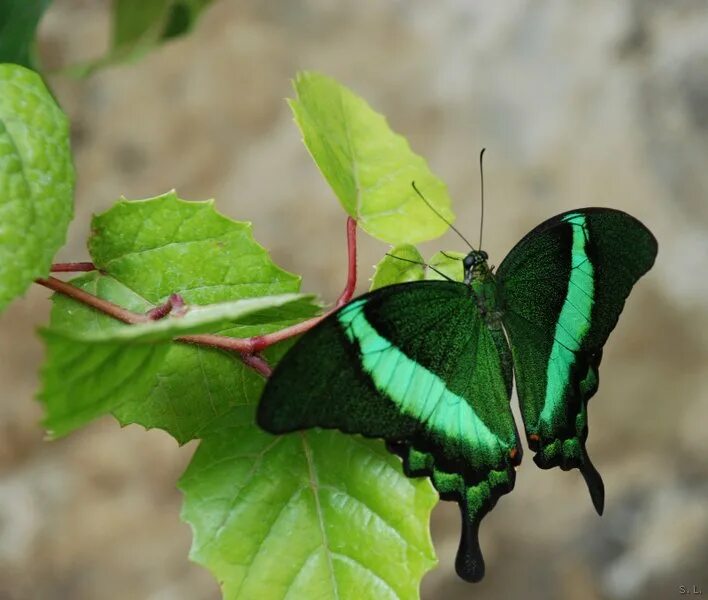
[462,250,489,285]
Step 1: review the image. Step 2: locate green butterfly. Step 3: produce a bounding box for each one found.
[257,207,657,582]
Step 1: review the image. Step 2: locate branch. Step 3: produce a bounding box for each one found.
[36,278,277,374]
[36,276,149,324]
[146,293,185,320]
[34,217,359,377]
[50,262,97,272]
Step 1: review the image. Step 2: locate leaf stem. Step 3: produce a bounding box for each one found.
[50,262,97,272]
[35,217,358,377]
[238,353,273,378]
[147,293,185,320]
[36,276,150,324]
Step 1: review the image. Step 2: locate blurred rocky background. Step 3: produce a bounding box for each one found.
[1,1,707,598]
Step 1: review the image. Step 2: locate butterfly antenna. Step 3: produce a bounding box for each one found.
[411,181,475,250]
[385,253,455,282]
[478,148,486,251]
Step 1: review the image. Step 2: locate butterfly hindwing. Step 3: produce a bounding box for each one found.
[497,208,658,513]
[258,280,522,582]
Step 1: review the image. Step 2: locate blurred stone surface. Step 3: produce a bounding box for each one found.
[1,1,706,598]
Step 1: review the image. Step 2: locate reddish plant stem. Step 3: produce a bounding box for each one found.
[38,278,272,374]
[236,353,273,378]
[50,262,96,272]
[179,217,358,354]
[36,277,150,324]
[146,293,185,320]
[35,217,358,376]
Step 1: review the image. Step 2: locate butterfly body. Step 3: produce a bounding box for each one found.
[257,207,657,582]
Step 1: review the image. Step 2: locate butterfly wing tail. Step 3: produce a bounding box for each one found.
[425,458,517,583]
[579,450,605,515]
[454,467,518,582]
[456,503,484,582]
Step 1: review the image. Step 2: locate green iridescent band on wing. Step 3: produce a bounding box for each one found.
[338,297,518,581]
[541,213,594,425]
[338,299,503,461]
[258,281,522,583]
[498,208,657,514]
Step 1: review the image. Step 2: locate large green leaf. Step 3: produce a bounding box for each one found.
[39,328,169,439]
[0,63,74,313]
[69,0,215,76]
[180,424,438,600]
[0,0,52,68]
[45,193,310,443]
[40,290,311,437]
[289,72,453,245]
[88,191,299,305]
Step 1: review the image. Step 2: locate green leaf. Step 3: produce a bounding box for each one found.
[43,194,441,596]
[180,425,438,600]
[370,244,425,291]
[0,63,74,313]
[45,193,312,443]
[88,191,299,305]
[40,289,312,437]
[0,0,51,69]
[289,71,453,245]
[51,293,313,344]
[427,250,465,282]
[68,0,215,76]
[39,327,169,439]
[112,0,214,53]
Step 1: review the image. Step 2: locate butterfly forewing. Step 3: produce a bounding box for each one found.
[497,208,658,513]
[258,280,522,582]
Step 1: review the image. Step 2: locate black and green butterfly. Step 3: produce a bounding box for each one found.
[257,207,657,582]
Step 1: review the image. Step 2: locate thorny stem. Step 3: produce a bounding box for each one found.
[35,217,359,377]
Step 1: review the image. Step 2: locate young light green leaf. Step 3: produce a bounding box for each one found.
[39,328,169,439]
[180,425,438,600]
[0,0,51,68]
[46,193,313,443]
[0,64,74,313]
[371,244,425,291]
[289,71,453,245]
[427,250,466,282]
[68,0,215,76]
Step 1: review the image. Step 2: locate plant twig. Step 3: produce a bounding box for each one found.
[50,262,96,272]
[147,293,185,320]
[36,276,150,324]
[239,353,273,378]
[34,217,359,377]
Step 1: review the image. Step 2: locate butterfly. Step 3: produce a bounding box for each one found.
[257,205,657,582]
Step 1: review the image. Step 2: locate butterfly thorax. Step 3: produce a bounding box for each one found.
[463,249,502,324]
